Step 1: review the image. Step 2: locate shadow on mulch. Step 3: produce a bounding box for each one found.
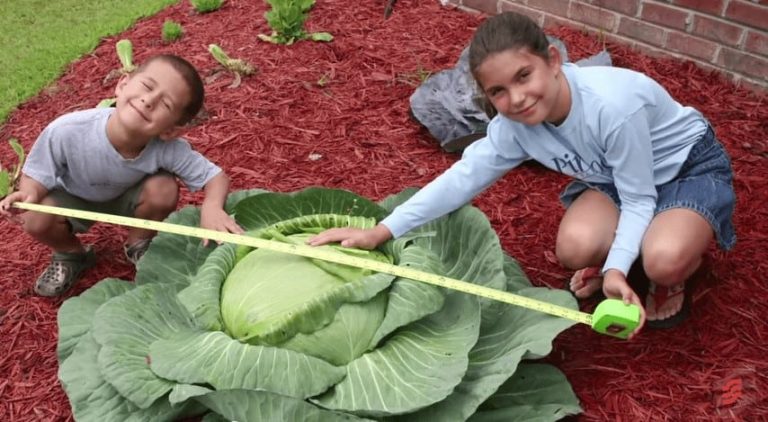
[1,0,766,420]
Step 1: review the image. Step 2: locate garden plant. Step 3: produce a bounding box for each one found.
[0,0,766,420]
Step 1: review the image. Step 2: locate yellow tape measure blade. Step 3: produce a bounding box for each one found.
[13,202,593,326]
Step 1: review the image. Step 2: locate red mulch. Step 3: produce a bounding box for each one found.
[1,0,766,420]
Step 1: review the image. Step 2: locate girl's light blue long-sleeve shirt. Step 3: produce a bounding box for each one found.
[381,63,707,276]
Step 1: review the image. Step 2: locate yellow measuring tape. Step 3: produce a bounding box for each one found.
[14,202,592,325]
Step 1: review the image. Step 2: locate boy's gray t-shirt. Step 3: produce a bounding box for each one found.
[23,108,222,202]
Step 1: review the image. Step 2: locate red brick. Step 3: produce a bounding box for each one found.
[528,0,570,16]
[590,0,639,17]
[618,17,666,47]
[543,13,575,30]
[744,30,768,57]
[462,0,498,14]
[665,31,718,61]
[671,0,726,16]
[735,77,768,94]
[725,0,768,30]
[601,32,638,50]
[691,15,745,47]
[717,47,768,80]
[641,2,692,31]
[499,1,545,25]
[569,1,619,31]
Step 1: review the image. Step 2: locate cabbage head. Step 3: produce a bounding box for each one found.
[57,188,582,421]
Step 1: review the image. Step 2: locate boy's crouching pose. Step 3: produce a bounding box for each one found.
[0,54,243,296]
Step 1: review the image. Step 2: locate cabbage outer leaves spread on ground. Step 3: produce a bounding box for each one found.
[57,188,582,421]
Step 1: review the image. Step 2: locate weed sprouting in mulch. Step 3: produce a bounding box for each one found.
[1,0,766,420]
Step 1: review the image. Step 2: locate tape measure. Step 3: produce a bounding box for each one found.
[13,202,640,339]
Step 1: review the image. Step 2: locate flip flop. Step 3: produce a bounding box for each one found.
[645,282,690,329]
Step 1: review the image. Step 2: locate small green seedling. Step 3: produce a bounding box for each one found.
[101,39,138,105]
[0,138,26,198]
[208,44,256,88]
[190,0,223,13]
[162,20,184,42]
[396,65,432,87]
[115,39,137,74]
[316,72,330,87]
[258,0,332,45]
[96,98,117,108]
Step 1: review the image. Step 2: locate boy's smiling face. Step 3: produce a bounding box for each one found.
[113,59,191,140]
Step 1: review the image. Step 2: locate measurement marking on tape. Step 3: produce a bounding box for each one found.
[14,202,593,325]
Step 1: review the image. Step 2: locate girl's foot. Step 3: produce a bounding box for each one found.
[646,282,687,325]
[568,267,603,298]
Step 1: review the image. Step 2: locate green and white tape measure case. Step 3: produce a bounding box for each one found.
[13,202,640,339]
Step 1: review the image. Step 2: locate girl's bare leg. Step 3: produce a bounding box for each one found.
[641,208,712,320]
[556,189,619,298]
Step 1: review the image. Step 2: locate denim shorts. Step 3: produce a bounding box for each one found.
[560,126,736,250]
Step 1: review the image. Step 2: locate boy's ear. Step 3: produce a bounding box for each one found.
[115,73,130,97]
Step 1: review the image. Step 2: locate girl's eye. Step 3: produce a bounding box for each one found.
[519,71,530,80]
[141,82,151,89]
[163,102,172,110]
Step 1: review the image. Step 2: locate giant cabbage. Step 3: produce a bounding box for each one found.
[57,188,582,421]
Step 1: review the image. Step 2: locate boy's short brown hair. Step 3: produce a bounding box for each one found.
[136,55,204,124]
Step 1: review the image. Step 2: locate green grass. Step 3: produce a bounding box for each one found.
[0,0,179,124]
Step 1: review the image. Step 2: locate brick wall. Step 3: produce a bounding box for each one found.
[444,0,768,92]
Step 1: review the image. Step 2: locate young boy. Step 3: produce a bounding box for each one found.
[0,54,243,297]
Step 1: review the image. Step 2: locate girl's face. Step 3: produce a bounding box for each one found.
[476,45,569,126]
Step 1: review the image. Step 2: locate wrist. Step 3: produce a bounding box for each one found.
[201,199,223,211]
[19,190,40,203]
[373,224,393,243]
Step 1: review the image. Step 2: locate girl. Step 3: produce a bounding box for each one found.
[309,12,736,336]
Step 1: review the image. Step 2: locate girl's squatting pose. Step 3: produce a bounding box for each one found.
[309,12,736,338]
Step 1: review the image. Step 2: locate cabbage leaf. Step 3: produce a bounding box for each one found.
[57,187,581,421]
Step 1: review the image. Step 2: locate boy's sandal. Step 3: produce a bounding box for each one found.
[645,282,690,329]
[124,238,152,266]
[34,245,97,297]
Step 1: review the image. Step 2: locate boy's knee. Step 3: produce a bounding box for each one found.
[22,211,65,238]
[140,175,179,211]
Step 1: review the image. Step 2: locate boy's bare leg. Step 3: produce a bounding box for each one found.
[22,196,84,254]
[125,174,179,245]
[556,189,618,298]
[641,209,712,320]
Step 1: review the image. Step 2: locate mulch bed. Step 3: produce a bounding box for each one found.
[1,0,766,420]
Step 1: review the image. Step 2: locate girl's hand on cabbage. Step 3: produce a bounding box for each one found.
[308,223,392,249]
